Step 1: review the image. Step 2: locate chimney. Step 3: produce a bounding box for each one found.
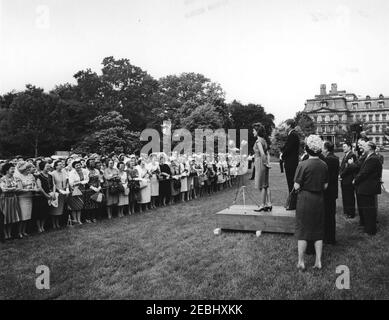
[320,84,327,96]
[330,83,338,94]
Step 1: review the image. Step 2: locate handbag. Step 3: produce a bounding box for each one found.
[108,178,123,195]
[72,186,83,196]
[139,180,148,190]
[91,192,104,203]
[285,188,297,210]
[124,186,130,196]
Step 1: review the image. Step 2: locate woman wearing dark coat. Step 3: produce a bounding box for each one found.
[294,135,328,271]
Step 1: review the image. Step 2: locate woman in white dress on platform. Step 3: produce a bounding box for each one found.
[147,155,160,209]
[136,159,151,213]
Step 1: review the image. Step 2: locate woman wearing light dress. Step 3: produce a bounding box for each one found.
[148,155,160,209]
[117,161,129,218]
[179,158,189,202]
[136,159,151,213]
[252,123,272,212]
[15,162,37,238]
[50,160,69,229]
[68,161,89,225]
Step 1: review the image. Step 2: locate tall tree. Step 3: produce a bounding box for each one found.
[3,85,64,157]
[74,111,142,155]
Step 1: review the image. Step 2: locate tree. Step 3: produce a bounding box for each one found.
[2,85,64,157]
[228,100,275,152]
[153,73,226,128]
[74,111,142,155]
[294,111,315,136]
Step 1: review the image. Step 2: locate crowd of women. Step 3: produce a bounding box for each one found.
[0,153,244,242]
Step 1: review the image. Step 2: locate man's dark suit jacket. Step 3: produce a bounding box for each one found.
[323,152,340,199]
[354,153,382,196]
[340,151,358,185]
[281,130,300,168]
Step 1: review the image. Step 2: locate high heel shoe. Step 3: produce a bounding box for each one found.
[254,206,266,212]
[264,204,273,212]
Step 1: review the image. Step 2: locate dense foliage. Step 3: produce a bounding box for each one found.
[0,57,275,158]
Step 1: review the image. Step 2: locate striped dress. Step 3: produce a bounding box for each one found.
[0,176,21,224]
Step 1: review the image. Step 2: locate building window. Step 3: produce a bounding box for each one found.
[362,115,367,122]
[376,114,380,121]
[376,137,380,143]
[379,101,385,109]
[365,102,371,109]
[321,126,325,133]
[314,116,318,122]
[376,125,380,133]
[352,103,358,110]
[382,114,387,121]
[369,114,373,121]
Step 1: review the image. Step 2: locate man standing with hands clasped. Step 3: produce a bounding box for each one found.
[349,141,382,235]
[280,119,300,193]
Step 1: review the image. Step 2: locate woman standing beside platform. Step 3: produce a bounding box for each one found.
[294,135,328,271]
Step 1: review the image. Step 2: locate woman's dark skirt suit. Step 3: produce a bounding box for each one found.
[294,158,328,241]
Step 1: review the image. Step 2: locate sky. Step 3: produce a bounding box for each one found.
[1,0,389,123]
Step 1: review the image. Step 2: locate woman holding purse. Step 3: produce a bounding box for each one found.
[117,162,129,218]
[127,157,139,215]
[148,155,160,209]
[50,160,69,229]
[104,159,120,219]
[136,159,151,213]
[68,161,89,225]
[83,159,101,223]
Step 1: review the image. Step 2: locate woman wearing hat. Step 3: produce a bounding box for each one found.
[50,160,69,229]
[0,163,22,240]
[294,135,328,271]
[104,159,120,219]
[68,161,89,224]
[15,162,37,238]
[136,159,151,213]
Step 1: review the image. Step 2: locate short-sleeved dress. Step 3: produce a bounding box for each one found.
[294,158,328,241]
[254,137,269,189]
[104,168,120,206]
[0,176,21,224]
[84,169,100,211]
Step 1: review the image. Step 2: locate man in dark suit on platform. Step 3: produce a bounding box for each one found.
[353,141,382,235]
[322,141,339,245]
[339,141,358,219]
[280,119,300,193]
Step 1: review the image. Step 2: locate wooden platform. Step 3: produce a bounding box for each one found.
[216,205,296,234]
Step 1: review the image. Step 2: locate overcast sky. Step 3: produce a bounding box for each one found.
[1,0,389,123]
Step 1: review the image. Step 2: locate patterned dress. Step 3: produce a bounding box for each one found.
[84,169,101,210]
[0,175,21,224]
[118,171,129,206]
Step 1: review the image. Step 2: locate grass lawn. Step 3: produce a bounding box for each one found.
[1,169,388,300]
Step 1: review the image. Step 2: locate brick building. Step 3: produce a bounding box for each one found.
[303,83,389,147]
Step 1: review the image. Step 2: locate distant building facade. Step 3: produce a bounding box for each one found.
[303,83,389,147]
